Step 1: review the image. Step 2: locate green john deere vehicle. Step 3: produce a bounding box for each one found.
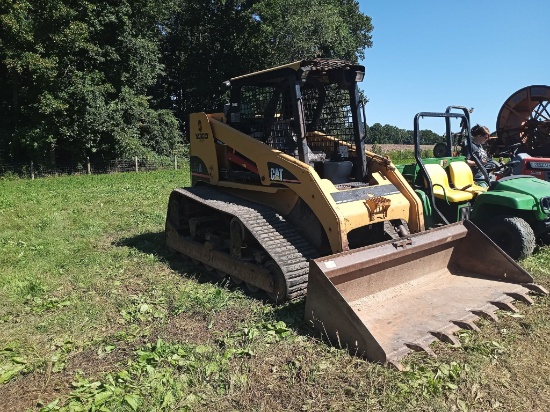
[399,106,550,260]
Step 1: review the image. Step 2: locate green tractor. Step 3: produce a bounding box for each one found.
[398,106,550,260]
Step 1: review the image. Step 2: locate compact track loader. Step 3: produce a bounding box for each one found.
[165,59,546,368]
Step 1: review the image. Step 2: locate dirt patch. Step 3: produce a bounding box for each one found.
[194,341,393,412]
[154,313,214,345]
[0,302,256,411]
[0,344,134,412]
[155,305,256,345]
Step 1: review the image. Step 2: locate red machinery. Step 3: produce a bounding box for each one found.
[494,85,550,181]
[511,154,550,180]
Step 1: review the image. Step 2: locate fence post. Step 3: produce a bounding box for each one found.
[87,157,91,175]
[30,160,35,180]
[174,155,178,170]
[135,156,138,172]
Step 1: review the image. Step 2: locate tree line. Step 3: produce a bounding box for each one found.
[0,0,375,165]
[366,123,442,145]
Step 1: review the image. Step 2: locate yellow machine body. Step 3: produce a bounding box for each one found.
[188,111,422,254]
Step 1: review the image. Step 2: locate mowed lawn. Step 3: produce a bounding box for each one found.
[1,169,549,411]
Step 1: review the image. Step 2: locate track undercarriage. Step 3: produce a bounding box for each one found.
[165,185,319,302]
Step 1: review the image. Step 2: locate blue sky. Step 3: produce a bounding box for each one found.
[357,1,549,134]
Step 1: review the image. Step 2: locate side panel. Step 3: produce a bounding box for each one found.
[189,113,219,185]
[472,191,538,219]
[203,115,346,253]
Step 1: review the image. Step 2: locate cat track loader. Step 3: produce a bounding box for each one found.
[165,59,546,368]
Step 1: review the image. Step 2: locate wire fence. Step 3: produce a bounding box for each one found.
[0,144,437,180]
[0,155,187,179]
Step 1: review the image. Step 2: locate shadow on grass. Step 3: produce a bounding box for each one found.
[115,231,323,341]
[115,231,230,286]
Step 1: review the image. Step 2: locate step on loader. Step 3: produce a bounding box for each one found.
[165,59,547,368]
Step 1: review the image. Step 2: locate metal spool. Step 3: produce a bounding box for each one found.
[496,85,550,156]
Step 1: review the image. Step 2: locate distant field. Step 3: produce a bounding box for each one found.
[377,144,435,152]
[369,143,436,163]
[0,170,549,411]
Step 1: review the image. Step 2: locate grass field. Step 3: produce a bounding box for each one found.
[1,169,549,411]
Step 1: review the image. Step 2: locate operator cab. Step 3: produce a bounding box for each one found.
[223,59,367,185]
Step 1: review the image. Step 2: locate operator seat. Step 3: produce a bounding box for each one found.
[424,163,473,202]
[448,161,487,195]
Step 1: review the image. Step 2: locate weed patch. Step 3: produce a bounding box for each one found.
[0,348,28,384]
[40,338,238,412]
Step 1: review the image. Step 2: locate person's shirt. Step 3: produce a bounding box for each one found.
[461,141,488,181]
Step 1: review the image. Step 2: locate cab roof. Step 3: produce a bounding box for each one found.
[227,58,365,85]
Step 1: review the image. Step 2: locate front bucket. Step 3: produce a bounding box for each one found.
[305,221,540,368]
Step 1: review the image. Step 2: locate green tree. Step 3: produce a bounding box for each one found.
[366,123,383,144]
[0,0,373,162]
[253,0,373,66]
[419,129,442,145]
[366,123,438,146]
[156,0,262,135]
[0,0,181,164]
[159,0,373,138]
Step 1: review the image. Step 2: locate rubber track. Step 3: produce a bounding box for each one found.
[174,186,320,299]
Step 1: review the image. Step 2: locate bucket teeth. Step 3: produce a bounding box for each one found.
[506,291,534,305]
[490,300,519,313]
[430,331,461,346]
[386,359,406,371]
[522,283,549,295]
[452,320,481,332]
[471,309,499,322]
[405,342,437,357]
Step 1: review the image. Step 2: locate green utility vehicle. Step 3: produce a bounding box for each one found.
[399,106,550,259]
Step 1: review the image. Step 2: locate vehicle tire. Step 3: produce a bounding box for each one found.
[433,142,448,158]
[482,216,536,260]
[538,232,550,246]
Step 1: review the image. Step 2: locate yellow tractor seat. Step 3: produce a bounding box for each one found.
[448,161,488,194]
[424,163,473,203]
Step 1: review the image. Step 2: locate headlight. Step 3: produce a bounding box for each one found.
[541,197,550,213]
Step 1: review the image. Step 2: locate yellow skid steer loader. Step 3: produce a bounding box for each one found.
[165,59,546,368]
